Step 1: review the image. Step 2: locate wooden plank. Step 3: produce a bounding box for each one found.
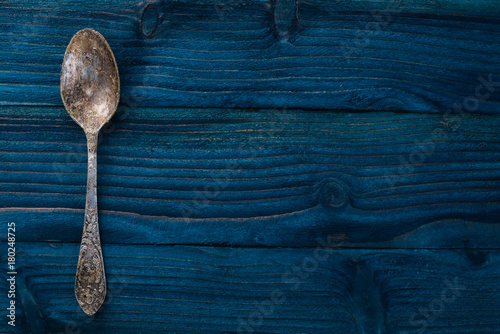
[0,243,359,334]
[0,0,500,112]
[1,106,499,247]
[2,243,499,333]
[362,250,500,333]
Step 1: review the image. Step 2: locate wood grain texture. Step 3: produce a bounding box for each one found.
[0,0,500,112]
[0,106,499,247]
[360,249,500,334]
[0,243,359,334]
[1,1,499,332]
[1,243,499,333]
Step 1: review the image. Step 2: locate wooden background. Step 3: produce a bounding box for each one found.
[1,0,499,333]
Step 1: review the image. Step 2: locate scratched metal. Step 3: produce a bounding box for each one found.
[60,28,120,316]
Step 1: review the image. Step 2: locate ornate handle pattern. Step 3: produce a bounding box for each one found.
[75,132,106,316]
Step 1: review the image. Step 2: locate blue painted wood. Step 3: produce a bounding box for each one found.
[360,249,500,333]
[1,243,359,334]
[0,0,500,112]
[1,243,499,333]
[1,106,499,248]
[1,1,499,332]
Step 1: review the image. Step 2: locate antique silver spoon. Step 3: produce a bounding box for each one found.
[60,28,120,316]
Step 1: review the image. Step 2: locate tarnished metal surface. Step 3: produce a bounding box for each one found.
[74,132,106,316]
[60,28,120,135]
[60,28,120,316]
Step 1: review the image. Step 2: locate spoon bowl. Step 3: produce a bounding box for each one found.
[61,28,120,134]
[60,28,120,316]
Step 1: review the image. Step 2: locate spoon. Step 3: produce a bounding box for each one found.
[60,28,120,316]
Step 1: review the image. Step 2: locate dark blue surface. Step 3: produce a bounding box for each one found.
[1,0,500,113]
[1,107,499,249]
[0,0,500,333]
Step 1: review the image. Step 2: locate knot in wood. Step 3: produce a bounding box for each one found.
[319,179,349,209]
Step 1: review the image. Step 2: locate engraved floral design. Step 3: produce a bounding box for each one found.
[75,208,106,315]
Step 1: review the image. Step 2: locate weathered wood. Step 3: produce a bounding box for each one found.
[361,250,500,333]
[1,106,499,247]
[1,1,499,332]
[1,243,359,334]
[0,0,500,112]
[1,243,499,333]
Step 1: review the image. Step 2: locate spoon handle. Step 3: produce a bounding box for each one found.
[75,132,106,316]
